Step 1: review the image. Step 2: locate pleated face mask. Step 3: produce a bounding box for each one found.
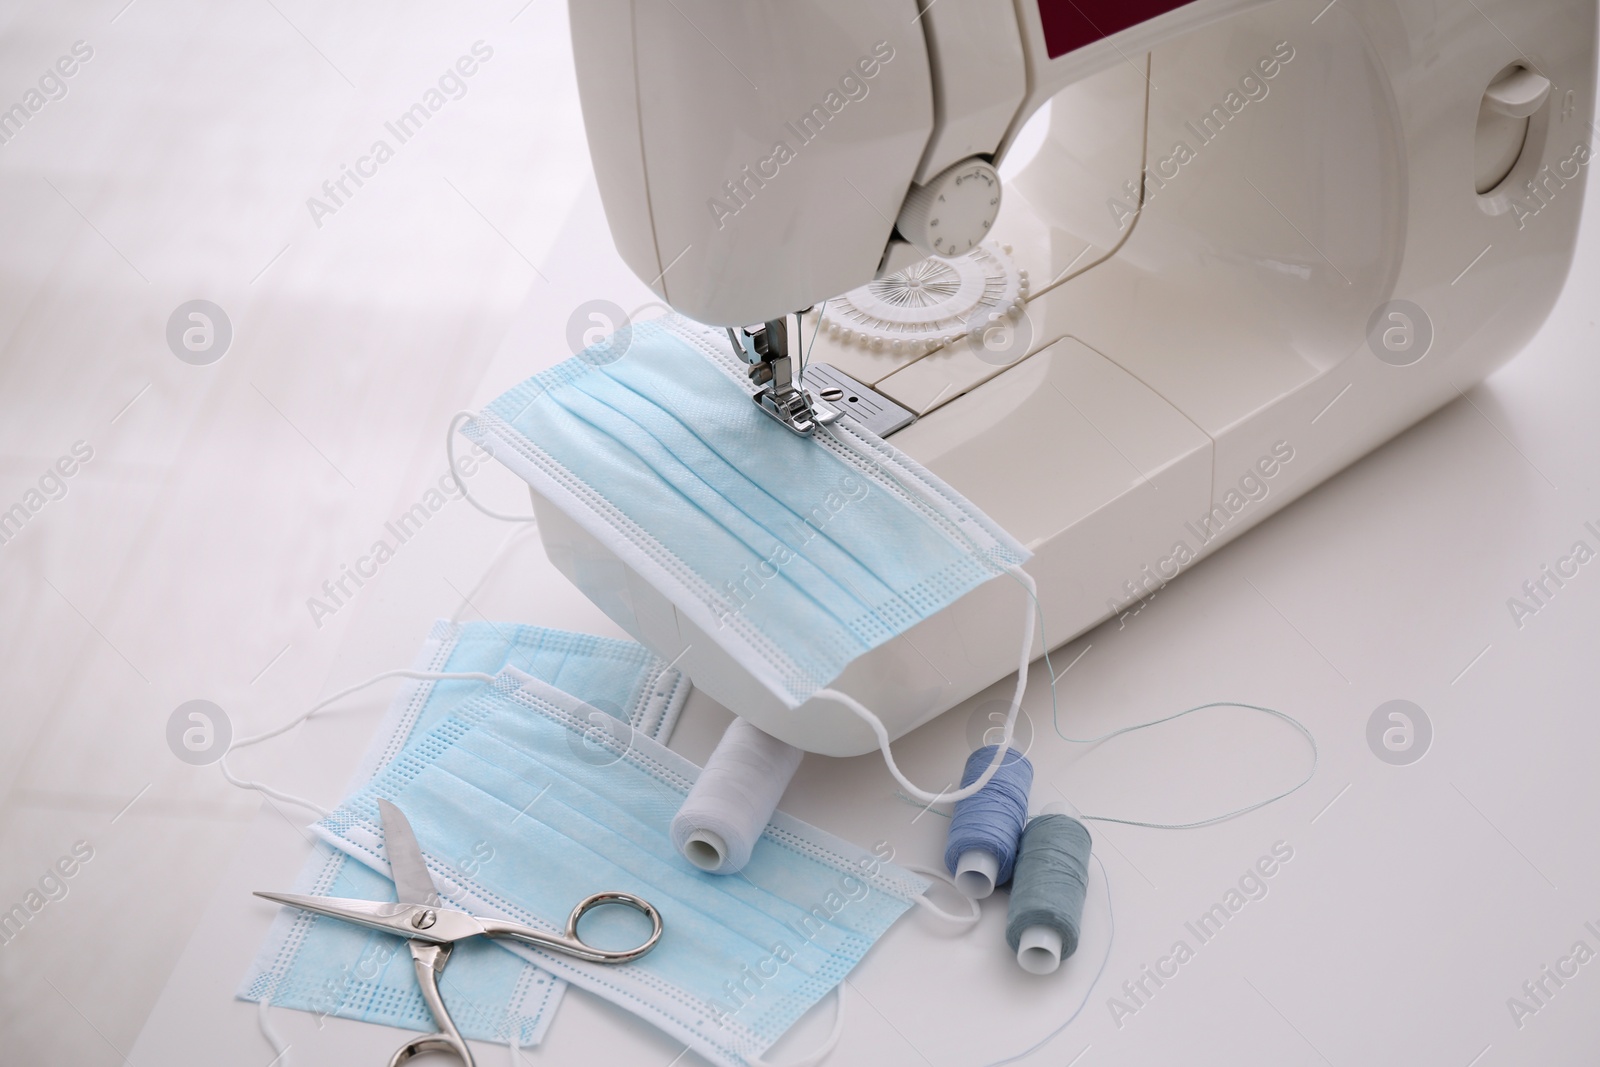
[461,316,1028,708]
[314,667,929,1067]
[237,621,690,1046]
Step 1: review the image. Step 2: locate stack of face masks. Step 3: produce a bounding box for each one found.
[237,621,690,1046]
[312,666,929,1067]
[461,315,1029,710]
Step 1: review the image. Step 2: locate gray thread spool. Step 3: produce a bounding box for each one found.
[1005,813,1092,975]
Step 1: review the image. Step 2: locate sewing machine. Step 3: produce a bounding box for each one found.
[543,0,1597,756]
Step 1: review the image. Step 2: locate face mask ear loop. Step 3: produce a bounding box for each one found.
[218,757,333,820]
[218,669,501,819]
[449,411,539,523]
[903,865,982,931]
[817,565,1037,805]
[746,983,846,1067]
[256,987,290,1067]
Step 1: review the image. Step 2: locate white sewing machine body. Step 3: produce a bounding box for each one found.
[544,0,1597,756]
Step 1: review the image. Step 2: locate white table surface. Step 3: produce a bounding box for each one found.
[3,3,1599,1065]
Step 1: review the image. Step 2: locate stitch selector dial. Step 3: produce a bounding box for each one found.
[819,241,1027,358]
[895,158,1003,259]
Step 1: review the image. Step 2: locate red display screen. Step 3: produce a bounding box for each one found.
[1036,0,1195,59]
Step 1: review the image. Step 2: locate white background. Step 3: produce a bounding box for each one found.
[1,1,1597,1065]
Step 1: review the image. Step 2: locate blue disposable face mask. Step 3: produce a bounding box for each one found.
[314,667,929,1067]
[350,619,688,785]
[238,621,689,1046]
[461,316,1029,709]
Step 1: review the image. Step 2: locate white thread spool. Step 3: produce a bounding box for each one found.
[671,717,803,874]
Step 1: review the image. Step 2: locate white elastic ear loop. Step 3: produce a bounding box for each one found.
[448,411,539,523]
[904,865,982,931]
[257,989,290,1067]
[817,565,1037,805]
[747,984,846,1067]
[218,669,500,818]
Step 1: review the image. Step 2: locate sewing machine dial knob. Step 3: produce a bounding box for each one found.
[896,158,1003,260]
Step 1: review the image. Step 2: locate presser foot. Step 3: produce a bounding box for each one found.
[752,385,834,437]
[728,315,839,438]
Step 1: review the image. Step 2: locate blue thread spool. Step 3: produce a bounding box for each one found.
[1006,813,1093,975]
[943,745,1033,899]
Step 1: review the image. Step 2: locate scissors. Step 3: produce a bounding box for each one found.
[256,799,663,1066]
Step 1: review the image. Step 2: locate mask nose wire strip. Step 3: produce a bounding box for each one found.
[217,669,501,819]
[449,410,540,523]
[745,984,847,1067]
[817,565,1037,806]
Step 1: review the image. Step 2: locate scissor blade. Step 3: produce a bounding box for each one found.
[379,798,443,907]
[255,890,491,944]
[254,891,425,937]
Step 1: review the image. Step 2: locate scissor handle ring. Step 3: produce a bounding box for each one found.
[564,890,664,963]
